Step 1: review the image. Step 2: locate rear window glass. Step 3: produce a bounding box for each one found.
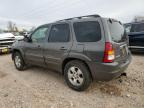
[73,21,101,42]
[131,23,144,32]
[108,20,127,43]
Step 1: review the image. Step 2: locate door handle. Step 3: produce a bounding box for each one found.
[60,47,67,50]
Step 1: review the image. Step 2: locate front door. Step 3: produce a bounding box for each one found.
[24,25,49,65]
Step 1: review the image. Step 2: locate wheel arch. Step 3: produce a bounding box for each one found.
[62,57,93,80]
[12,49,24,60]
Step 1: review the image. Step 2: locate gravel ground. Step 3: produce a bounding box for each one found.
[0,54,143,108]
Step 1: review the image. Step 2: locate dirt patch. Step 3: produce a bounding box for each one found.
[100,84,122,96]
[0,54,144,108]
[0,71,7,78]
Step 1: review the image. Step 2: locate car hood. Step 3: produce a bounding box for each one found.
[0,33,15,40]
[14,35,24,40]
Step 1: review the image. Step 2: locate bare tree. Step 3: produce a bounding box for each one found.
[13,24,18,32]
[7,21,19,32]
[7,21,14,31]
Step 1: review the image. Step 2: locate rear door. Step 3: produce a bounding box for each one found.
[107,19,130,62]
[129,23,144,47]
[72,20,105,62]
[43,23,72,71]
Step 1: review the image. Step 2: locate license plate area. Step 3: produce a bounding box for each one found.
[120,45,128,57]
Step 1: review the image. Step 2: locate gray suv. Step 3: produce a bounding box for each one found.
[12,15,132,91]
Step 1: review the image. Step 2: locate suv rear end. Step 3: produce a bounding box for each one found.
[84,18,131,81]
[101,19,131,80]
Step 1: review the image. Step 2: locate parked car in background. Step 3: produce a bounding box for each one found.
[13,32,24,40]
[0,32,15,54]
[12,15,131,91]
[124,22,144,52]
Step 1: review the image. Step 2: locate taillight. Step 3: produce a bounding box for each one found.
[103,42,115,63]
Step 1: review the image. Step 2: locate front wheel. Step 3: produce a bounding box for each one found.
[64,60,92,91]
[13,52,26,70]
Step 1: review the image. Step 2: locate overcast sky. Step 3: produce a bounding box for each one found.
[0,0,144,28]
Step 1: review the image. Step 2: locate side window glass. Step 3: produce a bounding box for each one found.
[48,24,70,42]
[139,23,144,32]
[131,23,144,32]
[131,24,137,32]
[73,21,101,42]
[31,27,48,42]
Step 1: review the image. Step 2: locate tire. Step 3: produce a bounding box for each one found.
[64,60,92,91]
[13,52,26,71]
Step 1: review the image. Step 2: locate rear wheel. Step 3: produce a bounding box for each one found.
[13,52,26,70]
[64,60,92,91]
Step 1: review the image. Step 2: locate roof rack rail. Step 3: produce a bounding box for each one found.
[58,14,100,22]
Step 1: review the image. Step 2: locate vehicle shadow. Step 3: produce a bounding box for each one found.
[87,78,123,96]
[18,63,129,97]
[26,65,124,96]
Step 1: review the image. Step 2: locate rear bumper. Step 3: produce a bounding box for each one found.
[87,55,132,81]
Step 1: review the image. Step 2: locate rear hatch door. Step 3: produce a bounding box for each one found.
[107,19,130,62]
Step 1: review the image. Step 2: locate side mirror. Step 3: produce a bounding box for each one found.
[23,32,30,38]
[23,33,28,37]
[24,35,31,42]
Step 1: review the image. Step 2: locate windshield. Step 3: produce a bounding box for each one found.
[108,20,127,43]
